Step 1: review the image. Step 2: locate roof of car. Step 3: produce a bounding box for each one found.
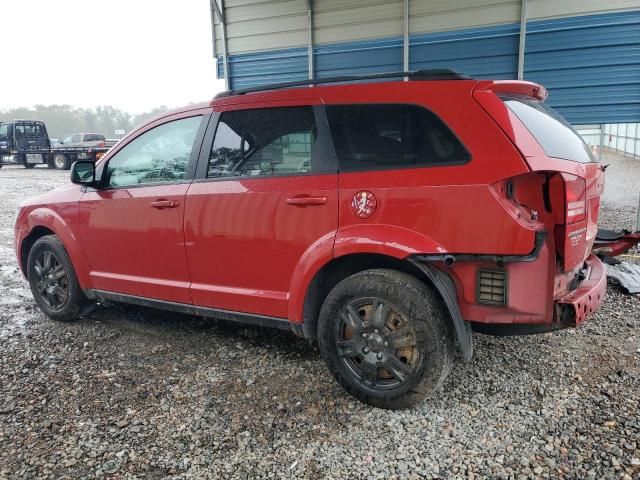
[214,69,470,100]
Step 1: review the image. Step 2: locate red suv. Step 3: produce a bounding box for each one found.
[14,70,607,409]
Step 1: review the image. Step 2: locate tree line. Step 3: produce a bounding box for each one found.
[0,105,169,139]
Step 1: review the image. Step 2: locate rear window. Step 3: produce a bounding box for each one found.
[325,104,470,172]
[85,134,105,142]
[502,95,595,163]
[15,123,45,138]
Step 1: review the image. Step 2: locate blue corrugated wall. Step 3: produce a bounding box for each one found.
[525,11,640,124]
[218,10,640,124]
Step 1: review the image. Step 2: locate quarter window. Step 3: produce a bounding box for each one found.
[325,104,470,171]
[105,116,201,188]
[208,106,317,178]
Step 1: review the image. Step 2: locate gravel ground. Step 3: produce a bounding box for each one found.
[0,154,639,480]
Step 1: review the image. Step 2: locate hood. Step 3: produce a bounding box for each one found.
[19,183,84,209]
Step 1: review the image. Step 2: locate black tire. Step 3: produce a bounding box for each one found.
[318,269,454,409]
[53,153,69,170]
[27,235,92,321]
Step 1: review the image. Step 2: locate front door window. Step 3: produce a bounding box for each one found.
[105,116,202,187]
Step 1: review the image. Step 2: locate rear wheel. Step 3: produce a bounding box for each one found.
[53,153,69,170]
[27,235,91,321]
[318,269,454,409]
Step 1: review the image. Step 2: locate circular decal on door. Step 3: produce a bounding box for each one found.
[351,191,377,219]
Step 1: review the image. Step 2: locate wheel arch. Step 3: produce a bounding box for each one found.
[20,208,92,288]
[294,251,473,361]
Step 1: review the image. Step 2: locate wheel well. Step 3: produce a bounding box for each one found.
[301,253,433,339]
[20,226,55,273]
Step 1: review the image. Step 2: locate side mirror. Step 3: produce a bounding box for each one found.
[71,160,96,186]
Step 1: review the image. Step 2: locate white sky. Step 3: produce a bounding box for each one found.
[2,0,224,113]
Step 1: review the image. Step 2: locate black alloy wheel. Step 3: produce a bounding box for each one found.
[27,235,92,321]
[33,250,69,310]
[318,269,455,409]
[335,297,419,389]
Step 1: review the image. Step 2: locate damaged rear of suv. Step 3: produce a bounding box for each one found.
[14,70,606,409]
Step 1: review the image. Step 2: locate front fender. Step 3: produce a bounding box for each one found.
[23,208,92,289]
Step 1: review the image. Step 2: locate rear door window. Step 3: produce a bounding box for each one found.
[207,106,318,178]
[325,104,470,172]
[501,95,595,163]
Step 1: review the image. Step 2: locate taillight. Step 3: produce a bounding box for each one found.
[563,174,586,225]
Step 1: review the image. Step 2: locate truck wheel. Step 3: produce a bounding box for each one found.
[27,235,92,322]
[318,269,454,409]
[53,153,69,170]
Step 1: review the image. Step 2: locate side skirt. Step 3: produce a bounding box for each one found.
[88,289,294,332]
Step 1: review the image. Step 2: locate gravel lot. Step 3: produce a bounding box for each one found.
[1,154,639,480]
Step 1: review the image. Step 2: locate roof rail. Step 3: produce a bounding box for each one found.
[214,69,471,98]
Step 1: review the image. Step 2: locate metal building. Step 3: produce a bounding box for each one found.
[211,1,640,124]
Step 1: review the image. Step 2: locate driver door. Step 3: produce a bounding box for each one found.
[77,111,209,303]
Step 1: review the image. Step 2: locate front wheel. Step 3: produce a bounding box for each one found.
[318,269,454,409]
[27,235,92,321]
[53,153,69,170]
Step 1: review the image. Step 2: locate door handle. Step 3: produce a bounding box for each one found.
[150,199,179,209]
[286,196,327,206]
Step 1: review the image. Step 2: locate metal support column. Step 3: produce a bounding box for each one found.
[306,0,314,80]
[403,0,409,73]
[517,0,527,80]
[212,0,230,90]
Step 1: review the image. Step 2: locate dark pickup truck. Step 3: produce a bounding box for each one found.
[0,120,51,169]
[0,120,113,170]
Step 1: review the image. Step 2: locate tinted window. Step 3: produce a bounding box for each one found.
[15,124,45,138]
[105,116,201,188]
[208,107,317,178]
[502,95,595,163]
[85,133,105,142]
[0,124,7,139]
[325,104,469,171]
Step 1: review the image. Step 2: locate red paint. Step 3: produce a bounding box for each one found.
[14,78,606,331]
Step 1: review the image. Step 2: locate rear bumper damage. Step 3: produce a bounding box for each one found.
[555,254,607,326]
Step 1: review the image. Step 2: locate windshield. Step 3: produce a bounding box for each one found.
[501,95,595,164]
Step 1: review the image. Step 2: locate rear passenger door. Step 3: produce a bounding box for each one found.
[184,102,338,319]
